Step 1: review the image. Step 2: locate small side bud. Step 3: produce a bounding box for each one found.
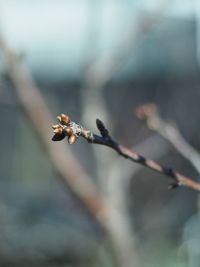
[96,119,109,138]
[68,134,77,144]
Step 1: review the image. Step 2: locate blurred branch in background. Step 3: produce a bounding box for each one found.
[135,103,200,265]
[107,134,171,267]
[79,3,172,266]
[136,103,200,175]
[81,0,171,127]
[83,0,171,87]
[0,34,104,219]
[0,34,140,267]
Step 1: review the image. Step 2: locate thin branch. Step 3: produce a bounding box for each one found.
[106,134,170,267]
[52,114,200,193]
[136,103,200,174]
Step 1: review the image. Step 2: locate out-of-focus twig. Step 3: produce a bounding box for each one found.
[99,137,168,267]
[79,3,173,263]
[0,35,106,221]
[136,103,200,174]
[81,0,171,132]
[0,35,140,267]
[107,134,170,267]
[53,113,200,193]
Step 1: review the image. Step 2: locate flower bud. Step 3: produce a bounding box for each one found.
[57,114,71,125]
[63,127,73,137]
[68,134,77,144]
[53,127,63,134]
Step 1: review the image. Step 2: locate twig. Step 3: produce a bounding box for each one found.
[52,114,200,193]
[136,103,200,174]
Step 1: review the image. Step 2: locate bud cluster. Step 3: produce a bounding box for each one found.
[52,114,82,144]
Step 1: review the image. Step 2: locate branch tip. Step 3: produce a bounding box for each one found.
[96,118,109,138]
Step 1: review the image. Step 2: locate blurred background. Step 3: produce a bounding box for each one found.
[0,0,200,266]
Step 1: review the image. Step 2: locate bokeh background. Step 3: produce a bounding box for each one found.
[0,0,200,266]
